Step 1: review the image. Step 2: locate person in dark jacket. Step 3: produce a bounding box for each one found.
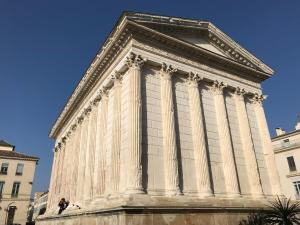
[58,198,69,214]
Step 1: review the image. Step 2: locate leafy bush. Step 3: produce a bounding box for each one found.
[239,212,267,225]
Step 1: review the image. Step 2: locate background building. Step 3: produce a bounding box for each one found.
[29,191,48,222]
[0,140,39,225]
[27,191,48,224]
[38,12,281,225]
[272,122,300,200]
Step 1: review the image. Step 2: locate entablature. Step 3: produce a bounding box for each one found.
[53,52,267,152]
[50,12,273,140]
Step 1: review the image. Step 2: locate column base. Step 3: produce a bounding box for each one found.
[226,193,241,198]
[250,193,265,199]
[165,189,183,196]
[124,187,145,195]
[198,192,214,198]
[37,198,272,225]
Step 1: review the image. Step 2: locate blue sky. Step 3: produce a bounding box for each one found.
[0,0,299,194]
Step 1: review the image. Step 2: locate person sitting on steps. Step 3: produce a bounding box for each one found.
[58,198,69,214]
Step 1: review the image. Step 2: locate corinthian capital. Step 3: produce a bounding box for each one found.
[91,97,100,107]
[161,63,177,74]
[71,124,77,131]
[66,130,72,138]
[160,63,177,80]
[98,87,109,98]
[111,71,123,85]
[186,72,202,86]
[250,93,266,106]
[210,80,227,95]
[61,137,67,144]
[84,106,92,116]
[234,87,246,100]
[126,52,146,69]
[77,116,84,125]
[54,144,61,152]
[93,94,102,105]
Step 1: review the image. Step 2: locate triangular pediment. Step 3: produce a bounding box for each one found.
[125,12,273,75]
[172,34,229,58]
[50,12,274,139]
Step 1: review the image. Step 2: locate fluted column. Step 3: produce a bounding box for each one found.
[54,148,62,204]
[211,81,240,197]
[251,93,281,195]
[53,146,62,205]
[160,63,181,196]
[109,72,123,194]
[234,88,263,197]
[65,131,74,201]
[73,117,83,202]
[68,125,77,202]
[60,137,68,199]
[75,108,90,203]
[69,122,81,203]
[84,105,97,201]
[186,72,213,197]
[57,141,66,198]
[93,88,109,197]
[125,53,146,194]
[47,148,58,209]
[54,142,63,196]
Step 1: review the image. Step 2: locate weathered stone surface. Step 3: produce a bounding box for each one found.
[37,207,255,225]
[41,12,282,225]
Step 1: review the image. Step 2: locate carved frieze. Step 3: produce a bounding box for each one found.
[54,55,265,153]
[133,41,261,89]
[50,13,270,140]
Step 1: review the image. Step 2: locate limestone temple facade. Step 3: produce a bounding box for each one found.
[38,12,282,225]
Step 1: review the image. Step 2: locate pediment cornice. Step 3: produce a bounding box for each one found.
[130,20,271,80]
[49,19,132,138]
[207,25,273,74]
[125,12,273,75]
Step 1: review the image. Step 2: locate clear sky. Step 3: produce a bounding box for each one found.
[0,0,299,195]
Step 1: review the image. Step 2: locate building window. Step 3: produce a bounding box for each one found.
[294,181,300,197]
[11,182,20,197]
[0,163,9,174]
[0,181,4,196]
[283,139,290,147]
[15,163,24,176]
[287,156,297,172]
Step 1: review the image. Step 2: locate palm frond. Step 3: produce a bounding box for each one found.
[239,212,267,225]
[265,196,300,225]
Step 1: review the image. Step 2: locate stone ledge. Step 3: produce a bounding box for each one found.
[36,205,268,225]
[38,195,272,221]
